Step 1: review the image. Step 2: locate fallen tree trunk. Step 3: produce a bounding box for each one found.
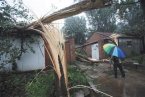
[27,0,112,28]
[76,53,103,63]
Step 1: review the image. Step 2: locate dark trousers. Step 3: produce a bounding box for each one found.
[113,63,125,78]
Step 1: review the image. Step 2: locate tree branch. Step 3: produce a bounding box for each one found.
[68,85,113,97]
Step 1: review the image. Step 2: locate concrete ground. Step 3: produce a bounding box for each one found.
[75,61,145,97]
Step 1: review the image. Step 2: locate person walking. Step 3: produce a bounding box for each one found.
[111,56,125,78]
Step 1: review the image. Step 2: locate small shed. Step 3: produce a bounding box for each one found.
[84,32,112,60]
[83,32,143,60]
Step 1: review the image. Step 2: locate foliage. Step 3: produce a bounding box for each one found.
[68,66,88,97]
[62,16,87,44]
[74,0,145,36]
[0,0,33,29]
[26,67,88,97]
[86,6,117,32]
[25,66,88,97]
[0,71,55,97]
[0,72,35,97]
[0,37,21,70]
[68,66,88,86]
[0,66,89,97]
[26,72,55,97]
[0,35,37,71]
[0,0,35,70]
[138,55,144,64]
[114,0,145,35]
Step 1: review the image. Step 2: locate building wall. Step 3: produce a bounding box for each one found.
[84,32,143,59]
[85,45,92,57]
[65,37,75,64]
[84,33,110,59]
[0,36,45,72]
[118,38,142,57]
[99,40,106,59]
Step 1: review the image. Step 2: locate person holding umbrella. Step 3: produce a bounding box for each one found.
[103,43,126,78]
[111,56,125,78]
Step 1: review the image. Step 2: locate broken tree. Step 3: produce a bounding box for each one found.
[26,0,112,97]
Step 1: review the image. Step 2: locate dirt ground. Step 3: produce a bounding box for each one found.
[75,61,145,97]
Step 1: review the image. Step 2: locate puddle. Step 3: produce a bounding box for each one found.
[94,72,145,97]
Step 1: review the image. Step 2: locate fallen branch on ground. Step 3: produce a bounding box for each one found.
[76,53,105,63]
[68,85,113,97]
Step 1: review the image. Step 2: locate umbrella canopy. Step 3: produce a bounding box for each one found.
[103,43,116,54]
[103,43,126,59]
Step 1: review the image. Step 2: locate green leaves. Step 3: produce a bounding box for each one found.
[86,6,117,32]
[26,72,55,97]
[62,16,87,44]
[68,66,88,86]
[0,0,33,29]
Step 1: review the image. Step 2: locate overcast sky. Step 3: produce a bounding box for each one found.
[23,0,74,18]
[23,0,75,28]
[6,0,85,28]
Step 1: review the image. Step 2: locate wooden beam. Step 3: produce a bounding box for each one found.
[27,0,112,28]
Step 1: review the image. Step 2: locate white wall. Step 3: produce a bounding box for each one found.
[0,36,45,72]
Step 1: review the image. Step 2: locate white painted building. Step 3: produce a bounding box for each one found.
[0,35,45,72]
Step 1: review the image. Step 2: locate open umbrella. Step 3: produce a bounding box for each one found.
[103,43,126,59]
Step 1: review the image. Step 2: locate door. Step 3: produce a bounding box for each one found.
[91,43,99,60]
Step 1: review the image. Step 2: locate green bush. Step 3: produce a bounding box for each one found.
[68,66,88,86]
[25,67,88,97]
[26,72,55,97]
[0,66,88,97]
[68,66,88,97]
[137,55,144,64]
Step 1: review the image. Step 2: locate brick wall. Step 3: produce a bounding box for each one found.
[65,37,75,64]
[84,33,111,59]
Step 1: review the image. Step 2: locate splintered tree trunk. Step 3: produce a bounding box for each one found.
[54,56,69,97]
[54,73,68,97]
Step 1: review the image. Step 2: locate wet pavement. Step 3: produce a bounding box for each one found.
[75,62,145,97]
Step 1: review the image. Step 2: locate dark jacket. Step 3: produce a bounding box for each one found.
[112,56,119,64]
